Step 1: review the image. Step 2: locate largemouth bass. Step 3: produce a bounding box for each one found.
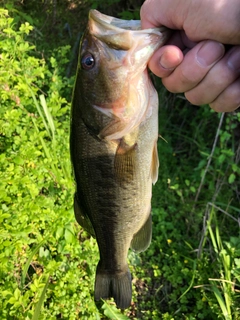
[70,10,169,309]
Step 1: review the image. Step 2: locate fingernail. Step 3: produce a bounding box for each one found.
[227,48,240,71]
[196,41,224,67]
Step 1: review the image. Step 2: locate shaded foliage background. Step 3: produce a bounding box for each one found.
[0,0,240,319]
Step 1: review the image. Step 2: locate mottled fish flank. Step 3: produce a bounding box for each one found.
[70,10,170,309]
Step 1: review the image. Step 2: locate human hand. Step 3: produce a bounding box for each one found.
[141,0,240,112]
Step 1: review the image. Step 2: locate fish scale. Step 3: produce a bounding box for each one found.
[70,10,170,309]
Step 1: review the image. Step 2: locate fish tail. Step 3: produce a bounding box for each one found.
[94,264,132,309]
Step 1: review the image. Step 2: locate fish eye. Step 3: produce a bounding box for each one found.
[81,53,95,70]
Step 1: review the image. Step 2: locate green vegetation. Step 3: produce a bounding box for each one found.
[0,1,239,319]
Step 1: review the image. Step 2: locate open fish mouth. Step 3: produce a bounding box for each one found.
[82,10,171,142]
[88,9,170,51]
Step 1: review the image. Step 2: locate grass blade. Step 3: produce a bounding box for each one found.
[39,94,55,141]
[31,116,61,182]
[21,240,45,291]
[178,260,197,301]
[32,274,50,320]
[210,283,232,320]
[27,84,51,138]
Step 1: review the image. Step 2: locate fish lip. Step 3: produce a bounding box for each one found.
[89,9,141,31]
[89,9,168,35]
[88,10,171,52]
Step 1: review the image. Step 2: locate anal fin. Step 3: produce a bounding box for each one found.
[130,214,152,253]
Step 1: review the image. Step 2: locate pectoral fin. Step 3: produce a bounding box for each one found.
[114,139,137,183]
[151,141,159,185]
[74,193,95,238]
[130,214,152,253]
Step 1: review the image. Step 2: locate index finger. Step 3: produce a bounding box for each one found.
[140,0,182,29]
[140,3,161,29]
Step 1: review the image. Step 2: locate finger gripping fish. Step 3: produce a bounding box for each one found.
[70,10,170,309]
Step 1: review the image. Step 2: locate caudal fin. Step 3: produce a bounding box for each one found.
[94,264,132,309]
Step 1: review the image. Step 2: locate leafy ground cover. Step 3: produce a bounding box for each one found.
[0,1,240,319]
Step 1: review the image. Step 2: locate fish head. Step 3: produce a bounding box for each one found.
[75,10,170,139]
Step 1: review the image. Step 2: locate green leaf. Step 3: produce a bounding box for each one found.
[101,301,129,320]
[14,287,21,300]
[228,173,236,184]
[19,22,33,35]
[55,226,64,240]
[64,228,74,243]
[185,179,190,186]
[13,156,24,165]
[190,186,196,193]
